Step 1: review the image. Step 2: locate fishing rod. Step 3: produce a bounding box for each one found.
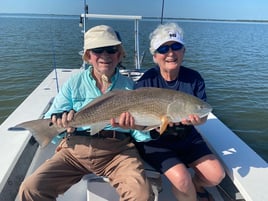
[80,0,89,69]
[137,0,164,69]
[160,0,165,24]
[52,41,59,93]
[50,23,59,93]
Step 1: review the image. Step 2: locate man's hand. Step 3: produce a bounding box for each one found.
[110,112,145,130]
[110,112,134,129]
[51,110,76,133]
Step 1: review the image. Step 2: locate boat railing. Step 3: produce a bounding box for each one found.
[196,113,268,201]
[0,69,81,196]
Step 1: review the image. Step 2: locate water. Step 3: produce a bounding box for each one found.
[0,14,267,162]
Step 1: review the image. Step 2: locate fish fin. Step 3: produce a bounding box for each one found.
[11,119,65,148]
[142,125,159,131]
[90,122,108,135]
[159,115,170,135]
[167,101,183,122]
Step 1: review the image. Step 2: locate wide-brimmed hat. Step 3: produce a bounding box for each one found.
[84,25,121,50]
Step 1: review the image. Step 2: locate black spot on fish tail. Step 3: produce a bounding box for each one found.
[8,127,27,131]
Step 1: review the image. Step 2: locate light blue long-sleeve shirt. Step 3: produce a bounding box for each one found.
[45,67,151,142]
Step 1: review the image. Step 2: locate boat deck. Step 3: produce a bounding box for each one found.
[0,68,267,201]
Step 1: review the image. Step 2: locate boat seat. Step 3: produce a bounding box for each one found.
[86,168,162,201]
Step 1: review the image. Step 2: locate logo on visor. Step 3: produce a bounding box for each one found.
[169,33,177,38]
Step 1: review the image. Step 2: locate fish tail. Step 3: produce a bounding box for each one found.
[13,119,65,148]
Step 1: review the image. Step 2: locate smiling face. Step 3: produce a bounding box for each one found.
[85,45,122,77]
[153,41,185,77]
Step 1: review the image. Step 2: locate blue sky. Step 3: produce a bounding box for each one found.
[1,0,268,20]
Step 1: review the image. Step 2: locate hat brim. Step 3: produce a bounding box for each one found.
[154,38,184,50]
[84,40,121,50]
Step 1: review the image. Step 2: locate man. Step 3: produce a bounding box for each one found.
[19,25,154,201]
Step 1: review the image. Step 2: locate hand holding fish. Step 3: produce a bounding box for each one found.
[50,110,76,133]
[112,112,208,132]
[180,114,208,126]
[110,112,146,131]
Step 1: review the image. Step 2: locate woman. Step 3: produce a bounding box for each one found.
[135,22,225,201]
[114,23,225,201]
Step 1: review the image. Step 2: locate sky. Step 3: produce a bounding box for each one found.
[1,0,268,21]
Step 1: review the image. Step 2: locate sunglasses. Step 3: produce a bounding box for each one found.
[156,42,184,54]
[90,46,118,54]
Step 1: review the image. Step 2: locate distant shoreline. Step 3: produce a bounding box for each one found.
[144,16,268,23]
[1,13,268,23]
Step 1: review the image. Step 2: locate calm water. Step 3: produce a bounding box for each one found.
[0,15,267,162]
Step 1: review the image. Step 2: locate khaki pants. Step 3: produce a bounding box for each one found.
[19,136,154,201]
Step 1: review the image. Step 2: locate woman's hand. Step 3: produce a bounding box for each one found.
[110,112,208,131]
[181,114,207,126]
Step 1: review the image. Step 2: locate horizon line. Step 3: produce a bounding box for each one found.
[1,13,268,23]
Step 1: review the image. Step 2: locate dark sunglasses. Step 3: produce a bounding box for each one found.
[90,46,118,54]
[156,42,184,54]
